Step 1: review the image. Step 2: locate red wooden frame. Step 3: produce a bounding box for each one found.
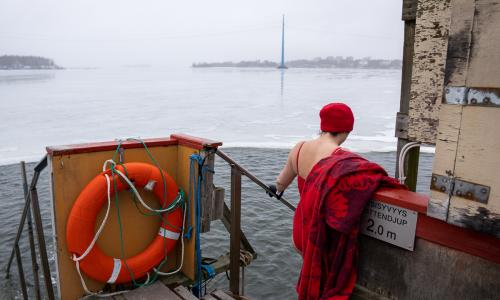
[46,134,223,156]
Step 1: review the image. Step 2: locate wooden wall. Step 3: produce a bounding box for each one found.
[428,0,500,237]
[407,0,451,143]
[49,143,198,299]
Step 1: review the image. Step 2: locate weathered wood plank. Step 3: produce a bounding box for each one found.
[123,281,182,300]
[395,0,419,189]
[407,0,452,143]
[445,0,475,86]
[402,0,417,21]
[448,106,500,237]
[211,187,224,221]
[395,112,409,139]
[50,146,180,300]
[466,0,500,87]
[177,145,199,280]
[173,285,198,300]
[200,151,215,233]
[428,104,463,220]
[211,290,236,300]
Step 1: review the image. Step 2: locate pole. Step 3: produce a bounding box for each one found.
[21,162,42,300]
[396,0,420,192]
[5,172,39,277]
[229,165,241,295]
[31,188,55,300]
[281,15,285,68]
[15,245,28,300]
[5,156,46,276]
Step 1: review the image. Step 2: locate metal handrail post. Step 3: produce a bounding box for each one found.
[15,245,28,300]
[21,162,42,300]
[216,149,296,212]
[5,156,47,277]
[229,165,242,295]
[5,172,38,277]
[31,187,55,300]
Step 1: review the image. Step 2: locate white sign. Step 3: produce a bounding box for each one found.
[360,200,418,251]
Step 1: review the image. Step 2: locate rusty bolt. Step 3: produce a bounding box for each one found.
[483,97,491,104]
[456,191,462,196]
[481,188,487,194]
[466,192,473,198]
[440,187,446,192]
[471,98,478,104]
[432,176,437,182]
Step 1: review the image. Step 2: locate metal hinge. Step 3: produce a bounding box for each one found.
[430,174,490,204]
[444,86,500,107]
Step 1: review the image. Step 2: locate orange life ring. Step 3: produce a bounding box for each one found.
[66,162,183,284]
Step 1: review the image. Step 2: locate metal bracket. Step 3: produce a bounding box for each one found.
[467,89,500,106]
[444,86,468,104]
[431,174,490,204]
[444,86,500,107]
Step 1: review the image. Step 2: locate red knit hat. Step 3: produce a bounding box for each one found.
[319,102,354,132]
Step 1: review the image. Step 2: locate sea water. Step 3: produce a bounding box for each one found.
[0,67,434,299]
[0,66,414,165]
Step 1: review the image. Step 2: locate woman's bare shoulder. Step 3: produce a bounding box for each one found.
[286,140,307,161]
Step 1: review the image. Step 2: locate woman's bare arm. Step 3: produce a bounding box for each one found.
[276,142,302,192]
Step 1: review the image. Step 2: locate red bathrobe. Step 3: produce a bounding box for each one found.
[293,148,404,300]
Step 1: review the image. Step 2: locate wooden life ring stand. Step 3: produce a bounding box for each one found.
[66,162,183,284]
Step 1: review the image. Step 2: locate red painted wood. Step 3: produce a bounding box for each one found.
[46,134,223,156]
[416,214,500,264]
[46,137,178,156]
[170,133,222,150]
[374,188,428,214]
[372,188,499,264]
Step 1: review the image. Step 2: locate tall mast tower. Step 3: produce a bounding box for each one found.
[278,15,288,69]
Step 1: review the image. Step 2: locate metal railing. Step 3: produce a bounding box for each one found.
[4,150,295,299]
[215,149,296,296]
[5,156,55,300]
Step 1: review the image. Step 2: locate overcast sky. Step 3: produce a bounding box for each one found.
[0,0,404,68]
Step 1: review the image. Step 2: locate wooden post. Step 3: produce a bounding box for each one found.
[212,187,225,221]
[200,150,215,233]
[396,0,420,192]
[229,165,241,295]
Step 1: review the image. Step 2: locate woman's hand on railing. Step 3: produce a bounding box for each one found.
[267,184,283,200]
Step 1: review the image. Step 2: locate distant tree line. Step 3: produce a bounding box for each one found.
[192,56,402,69]
[192,60,278,68]
[0,55,62,70]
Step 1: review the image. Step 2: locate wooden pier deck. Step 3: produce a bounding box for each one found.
[100,281,238,300]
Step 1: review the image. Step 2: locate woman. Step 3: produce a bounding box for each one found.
[272,103,403,300]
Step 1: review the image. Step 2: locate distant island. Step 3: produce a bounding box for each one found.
[0,55,62,70]
[192,56,402,69]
